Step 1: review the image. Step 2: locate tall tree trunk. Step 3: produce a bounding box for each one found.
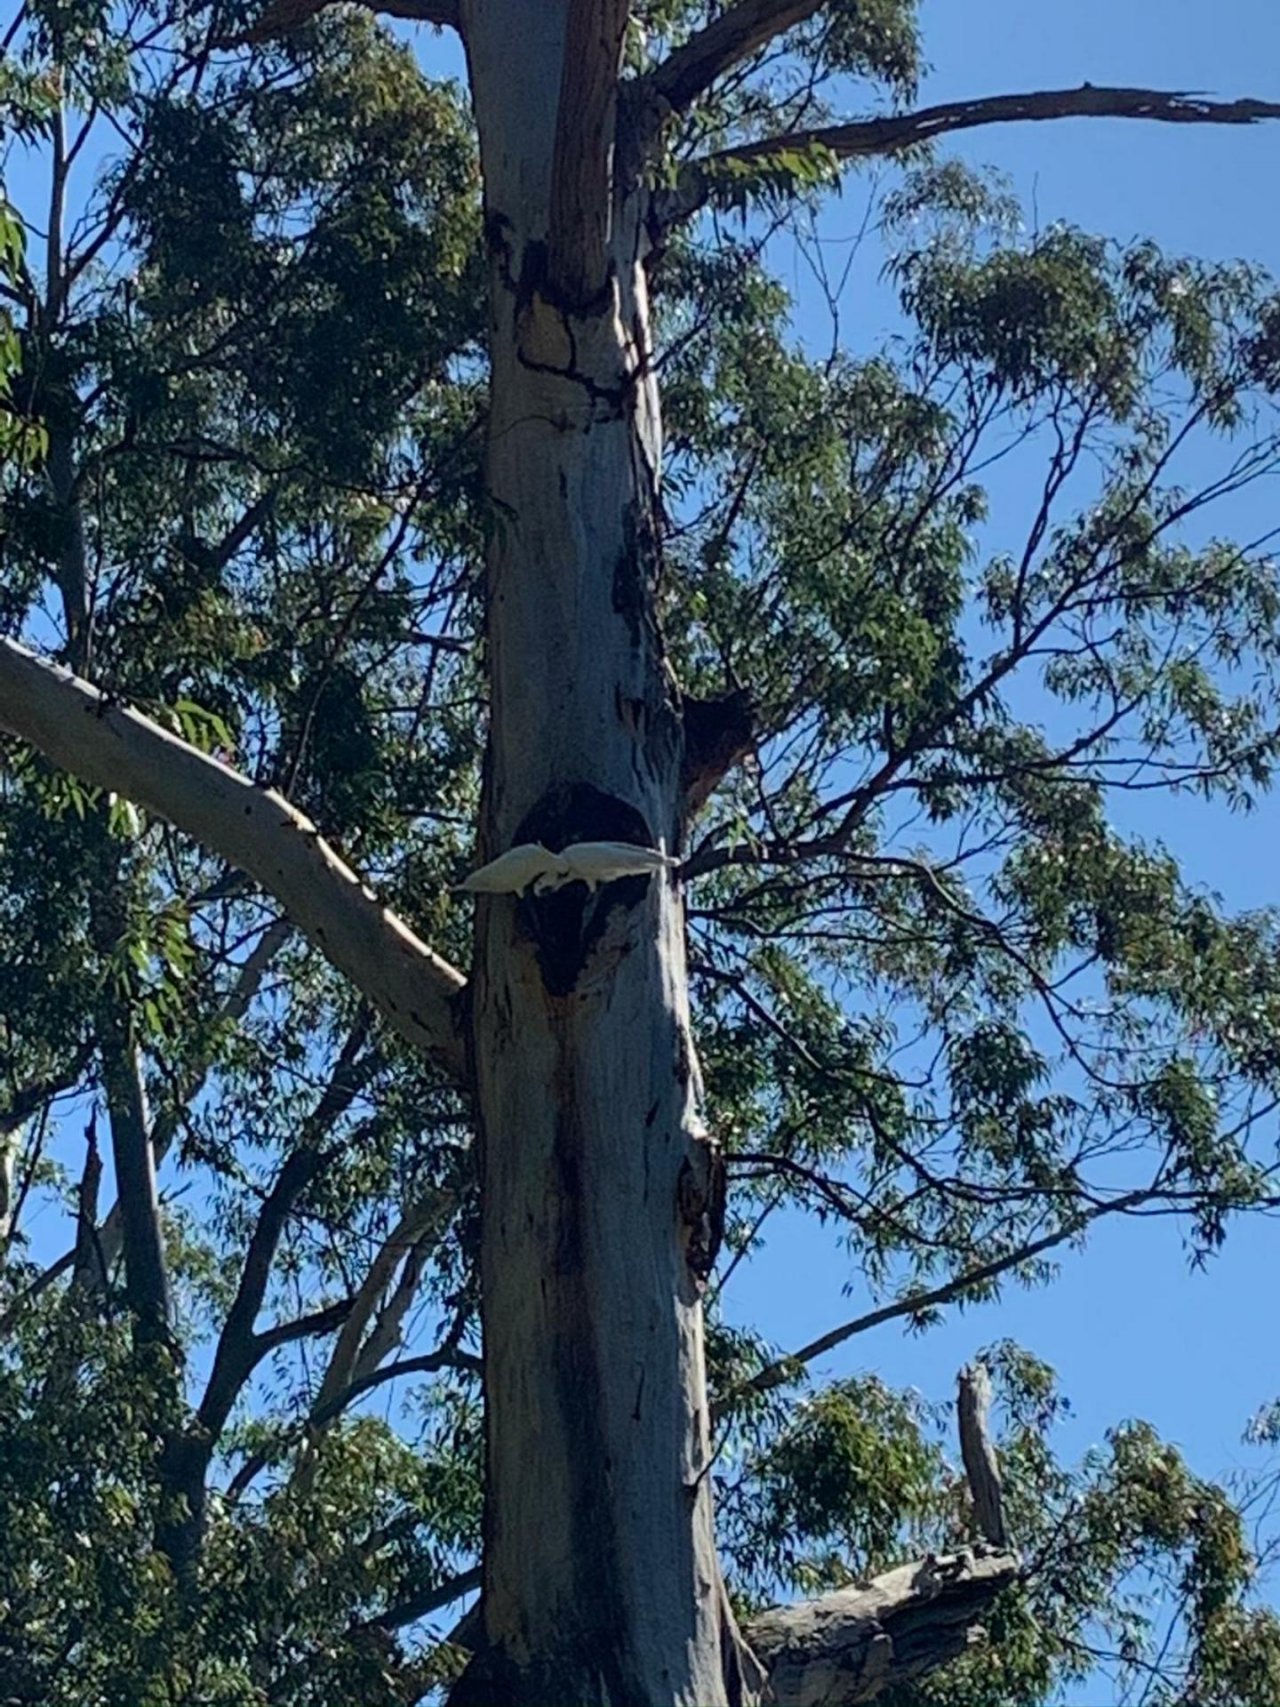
[455,4,745,1700]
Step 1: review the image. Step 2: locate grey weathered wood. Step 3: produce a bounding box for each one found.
[746,1551,1021,1707]
[958,1362,1008,1549]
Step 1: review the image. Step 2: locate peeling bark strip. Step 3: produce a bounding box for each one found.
[677,1135,727,1287]
[745,1552,1021,1707]
[0,637,466,1080]
[548,0,631,302]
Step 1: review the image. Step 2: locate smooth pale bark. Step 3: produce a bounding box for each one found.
[455,3,738,1700]
[0,637,466,1079]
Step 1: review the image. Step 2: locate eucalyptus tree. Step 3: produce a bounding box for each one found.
[4,2,1280,1704]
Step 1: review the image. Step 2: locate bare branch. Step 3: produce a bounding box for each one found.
[216,0,459,48]
[5,919,297,1322]
[349,1231,430,1387]
[254,1296,354,1356]
[0,638,467,1079]
[720,1187,1152,1413]
[313,1187,458,1416]
[95,1005,171,1345]
[645,1,829,113]
[202,487,278,574]
[745,1551,1021,1706]
[739,83,1280,160]
[92,915,292,1279]
[316,1343,481,1431]
[151,1026,372,1580]
[664,85,1280,224]
[366,1562,482,1633]
[197,1016,375,1443]
[225,1338,477,1503]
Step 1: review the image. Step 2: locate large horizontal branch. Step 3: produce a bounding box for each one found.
[0,638,467,1080]
[645,0,829,113]
[745,1550,1021,1706]
[217,0,459,48]
[661,84,1280,224]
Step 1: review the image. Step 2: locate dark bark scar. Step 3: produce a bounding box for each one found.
[676,1136,726,1288]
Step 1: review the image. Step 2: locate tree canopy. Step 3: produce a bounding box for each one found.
[2,2,1280,1702]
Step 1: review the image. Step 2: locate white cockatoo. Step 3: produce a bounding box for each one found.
[454,843,568,897]
[533,841,680,895]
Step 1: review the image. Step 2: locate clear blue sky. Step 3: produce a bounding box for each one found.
[719,3,1280,1696]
